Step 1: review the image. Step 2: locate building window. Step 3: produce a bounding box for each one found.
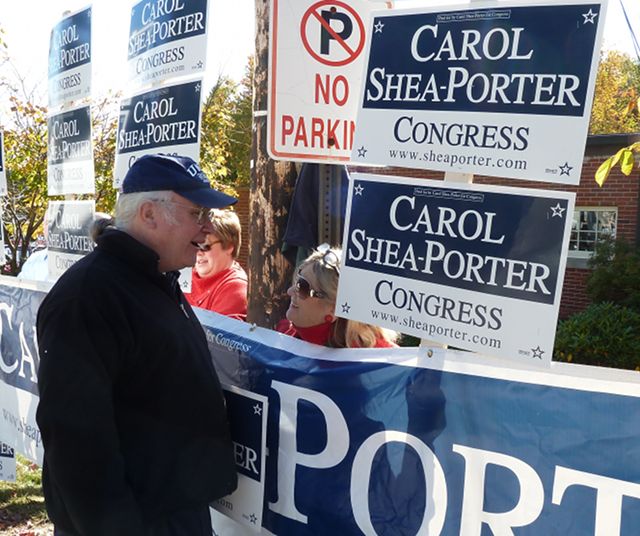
[569,207,617,258]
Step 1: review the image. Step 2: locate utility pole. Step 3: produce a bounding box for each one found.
[247,0,297,328]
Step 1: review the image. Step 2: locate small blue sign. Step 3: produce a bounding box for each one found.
[116,80,202,155]
[363,4,601,116]
[48,7,92,77]
[48,106,92,165]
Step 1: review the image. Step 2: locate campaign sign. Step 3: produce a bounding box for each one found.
[47,105,95,196]
[0,441,16,482]
[113,79,202,188]
[0,131,6,195]
[200,312,640,536]
[178,267,192,293]
[352,0,607,184]
[0,279,44,464]
[212,385,268,532]
[336,173,574,364]
[48,6,92,109]
[46,200,95,279]
[1,281,640,534]
[128,0,209,88]
[268,0,388,163]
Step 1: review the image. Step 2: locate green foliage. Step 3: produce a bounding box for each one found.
[200,75,236,190]
[554,302,640,370]
[595,141,640,186]
[0,455,49,532]
[200,56,254,194]
[228,56,254,186]
[586,236,640,312]
[589,50,640,135]
[1,93,119,275]
[87,92,119,215]
[590,51,640,185]
[2,95,49,274]
[0,27,118,273]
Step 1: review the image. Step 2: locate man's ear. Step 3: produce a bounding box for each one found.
[138,200,158,228]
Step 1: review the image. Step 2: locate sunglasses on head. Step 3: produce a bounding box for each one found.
[316,243,340,274]
[294,273,326,300]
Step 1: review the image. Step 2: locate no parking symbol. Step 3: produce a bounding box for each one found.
[269,0,386,162]
[300,0,365,66]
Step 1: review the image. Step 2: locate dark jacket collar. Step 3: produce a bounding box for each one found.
[96,228,161,278]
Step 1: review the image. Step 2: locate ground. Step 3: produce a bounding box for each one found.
[0,456,53,535]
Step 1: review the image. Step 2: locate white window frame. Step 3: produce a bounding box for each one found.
[569,206,618,259]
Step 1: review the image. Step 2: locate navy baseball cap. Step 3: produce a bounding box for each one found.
[122,154,237,208]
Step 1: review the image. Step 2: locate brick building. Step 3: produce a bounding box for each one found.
[235,133,640,319]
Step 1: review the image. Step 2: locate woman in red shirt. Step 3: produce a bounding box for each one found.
[279,245,398,348]
[185,209,248,320]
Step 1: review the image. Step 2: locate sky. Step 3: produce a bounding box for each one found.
[0,0,638,118]
[0,0,256,107]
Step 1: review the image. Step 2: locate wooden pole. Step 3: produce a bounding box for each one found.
[247,0,298,328]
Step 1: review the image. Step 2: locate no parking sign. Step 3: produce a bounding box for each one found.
[268,0,387,163]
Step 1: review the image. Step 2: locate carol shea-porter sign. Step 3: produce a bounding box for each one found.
[352,0,606,184]
[336,174,574,364]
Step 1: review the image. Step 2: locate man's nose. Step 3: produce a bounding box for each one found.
[201,218,215,234]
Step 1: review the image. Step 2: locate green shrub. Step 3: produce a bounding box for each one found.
[587,237,640,312]
[554,302,640,370]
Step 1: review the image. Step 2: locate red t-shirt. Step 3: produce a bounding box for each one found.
[185,261,248,321]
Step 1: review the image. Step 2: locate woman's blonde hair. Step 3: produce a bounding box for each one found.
[210,209,241,258]
[300,246,398,349]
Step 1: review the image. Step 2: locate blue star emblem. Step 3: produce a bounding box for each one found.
[582,9,598,24]
[374,21,384,33]
[249,513,257,524]
[341,302,351,314]
[354,184,364,196]
[531,346,545,359]
[253,404,262,415]
[559,162,573,176]
[357,146,367,157]
[550,203,566,218]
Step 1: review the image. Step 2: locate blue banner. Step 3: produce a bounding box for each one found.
[200,311,640,536]
[1,279,639,534]
[0,282,44,397]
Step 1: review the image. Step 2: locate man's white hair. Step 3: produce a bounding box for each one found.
[115,190,178,231]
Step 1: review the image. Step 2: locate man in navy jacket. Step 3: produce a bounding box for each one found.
[36,154,238,536]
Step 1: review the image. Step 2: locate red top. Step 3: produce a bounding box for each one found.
[185,261,248,321]
[276,319,396,348]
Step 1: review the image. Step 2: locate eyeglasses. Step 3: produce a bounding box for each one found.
[154,200,213,226]
[294,273,326,300]
[317,243,340,274]
[199,240,222,252]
